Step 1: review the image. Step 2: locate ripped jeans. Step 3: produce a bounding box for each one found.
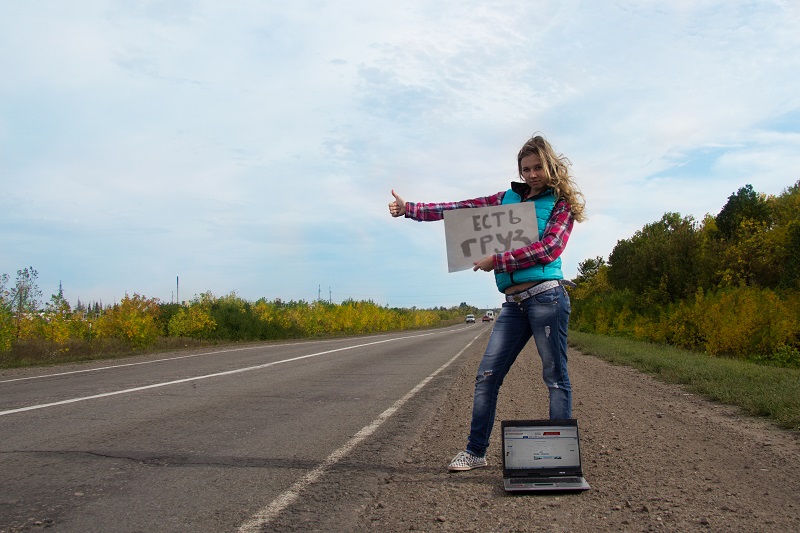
[466,286,572,457]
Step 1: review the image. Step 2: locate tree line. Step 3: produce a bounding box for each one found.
[0,270,479,363]
[570,181,800,368]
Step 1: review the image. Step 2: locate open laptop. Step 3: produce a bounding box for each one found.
[501,419,590,492]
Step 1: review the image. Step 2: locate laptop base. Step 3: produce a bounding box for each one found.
[503,477,590,492]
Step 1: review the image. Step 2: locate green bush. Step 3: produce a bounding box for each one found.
[571,285,800,367]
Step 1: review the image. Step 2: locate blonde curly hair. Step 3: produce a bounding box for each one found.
[517,134,586,223]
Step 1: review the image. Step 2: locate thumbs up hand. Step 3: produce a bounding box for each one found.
[388,189,406,218]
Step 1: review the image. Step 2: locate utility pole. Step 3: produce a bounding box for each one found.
[177,276,179,305]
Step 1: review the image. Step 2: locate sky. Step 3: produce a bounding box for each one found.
[2,1,799,310]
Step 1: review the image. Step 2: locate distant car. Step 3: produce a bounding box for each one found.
[465,314,475,323]
[482,314,491,322]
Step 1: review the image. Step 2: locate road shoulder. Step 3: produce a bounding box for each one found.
[357,340,800,532]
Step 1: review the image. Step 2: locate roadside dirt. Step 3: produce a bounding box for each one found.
[265,328,800,532]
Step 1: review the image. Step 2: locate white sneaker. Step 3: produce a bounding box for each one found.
[448,451,488,471]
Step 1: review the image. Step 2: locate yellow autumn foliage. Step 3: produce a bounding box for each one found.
[94,294,161,349]
[168,305,217,338]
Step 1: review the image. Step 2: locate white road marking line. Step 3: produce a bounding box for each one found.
[0,331,445,417]
[0,345,275,383]
[237,330,485,533]
[1,328,461,384]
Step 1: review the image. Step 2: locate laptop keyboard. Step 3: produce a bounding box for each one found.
[510,477,583,485]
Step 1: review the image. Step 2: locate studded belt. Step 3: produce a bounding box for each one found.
[505,279,575,303]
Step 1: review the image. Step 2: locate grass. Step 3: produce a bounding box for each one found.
[568,330,800,432]
[0,320,468,371]
[0,337,225,369]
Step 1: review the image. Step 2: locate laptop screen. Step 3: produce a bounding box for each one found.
[502,423,582,472]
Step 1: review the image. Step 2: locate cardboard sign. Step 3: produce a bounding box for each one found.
[443,203,539,272]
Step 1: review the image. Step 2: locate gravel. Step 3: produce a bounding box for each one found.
[265,331,800,532]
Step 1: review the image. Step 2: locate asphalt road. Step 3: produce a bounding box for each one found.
[0,324,490,533]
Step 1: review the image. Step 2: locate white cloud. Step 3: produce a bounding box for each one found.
[1,0,799,307]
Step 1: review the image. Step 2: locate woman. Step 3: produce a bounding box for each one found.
[388,134,586,471]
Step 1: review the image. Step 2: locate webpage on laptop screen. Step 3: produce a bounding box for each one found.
[504,426,580,469]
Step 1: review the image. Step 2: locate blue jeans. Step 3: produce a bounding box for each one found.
[466,286,572,457]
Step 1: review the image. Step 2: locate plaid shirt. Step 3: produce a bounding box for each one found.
[404,189,574,274]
